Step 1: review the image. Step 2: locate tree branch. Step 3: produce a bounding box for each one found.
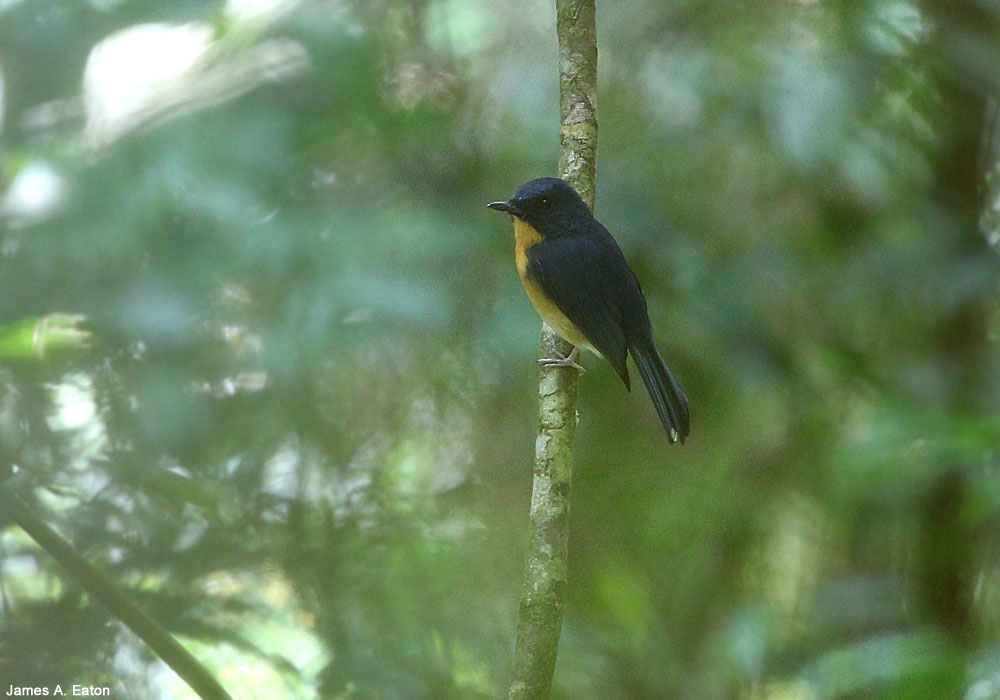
[0,488,234,700]
[506,1,597,698]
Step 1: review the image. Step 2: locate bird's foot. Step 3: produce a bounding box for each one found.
[537,346,586,373]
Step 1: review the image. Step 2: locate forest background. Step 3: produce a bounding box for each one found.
[3,1,1000,699]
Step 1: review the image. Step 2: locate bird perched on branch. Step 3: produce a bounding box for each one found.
[488,177,690,443]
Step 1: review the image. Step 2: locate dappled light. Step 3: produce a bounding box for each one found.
[2,0,1000,698]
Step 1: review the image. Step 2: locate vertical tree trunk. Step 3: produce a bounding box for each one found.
[506,2,597,699]
[915,0,997,650]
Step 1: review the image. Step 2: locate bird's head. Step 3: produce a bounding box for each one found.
[488,177,591,237]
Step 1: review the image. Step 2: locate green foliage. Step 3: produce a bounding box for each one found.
[2,0,1000,698]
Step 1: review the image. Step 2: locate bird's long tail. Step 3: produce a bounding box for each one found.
[629,339,690,443]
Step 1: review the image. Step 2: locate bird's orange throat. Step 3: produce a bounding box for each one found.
[513,217,543,277]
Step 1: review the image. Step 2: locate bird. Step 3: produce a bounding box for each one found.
[488,177,690,443]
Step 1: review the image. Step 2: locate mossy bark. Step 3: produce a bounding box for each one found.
[506,1,597,699]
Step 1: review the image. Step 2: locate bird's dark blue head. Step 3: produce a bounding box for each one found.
[488,177,592,237]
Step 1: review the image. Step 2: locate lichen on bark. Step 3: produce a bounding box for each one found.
[506,1,597,699]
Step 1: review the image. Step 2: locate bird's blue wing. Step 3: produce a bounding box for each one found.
[524,235,634,389]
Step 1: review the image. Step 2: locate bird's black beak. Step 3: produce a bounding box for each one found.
[488,200,521,216]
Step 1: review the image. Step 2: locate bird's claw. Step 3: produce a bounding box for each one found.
[537,347,586,373]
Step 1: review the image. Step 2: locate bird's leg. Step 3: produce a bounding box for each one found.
[537,345,586,373]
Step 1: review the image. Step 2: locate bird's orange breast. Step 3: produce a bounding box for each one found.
[513,218,595,352]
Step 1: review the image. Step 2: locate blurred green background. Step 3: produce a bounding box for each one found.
[3,0,1000,698]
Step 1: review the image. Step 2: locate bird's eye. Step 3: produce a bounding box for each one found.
[539,197,551,209]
